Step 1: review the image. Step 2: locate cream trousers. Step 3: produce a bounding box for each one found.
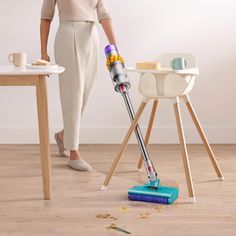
[54,21,99,150]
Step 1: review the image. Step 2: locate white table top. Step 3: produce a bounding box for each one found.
[0,65,65,76]
[126,67,199,75]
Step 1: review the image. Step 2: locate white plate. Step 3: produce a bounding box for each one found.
[26,64,59,69]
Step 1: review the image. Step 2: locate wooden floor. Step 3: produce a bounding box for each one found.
[0,144,235,236]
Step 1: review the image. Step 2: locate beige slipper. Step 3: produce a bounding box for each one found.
[68,159,92,171]
[54,133,70,157]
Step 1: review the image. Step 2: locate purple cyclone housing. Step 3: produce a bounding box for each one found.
[105,44,119,57]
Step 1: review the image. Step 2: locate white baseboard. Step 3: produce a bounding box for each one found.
[0,127,235,144]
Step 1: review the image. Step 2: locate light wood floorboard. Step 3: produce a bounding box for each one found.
[0,144,235,236]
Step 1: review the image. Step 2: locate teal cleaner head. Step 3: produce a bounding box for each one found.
[128,183,179,204]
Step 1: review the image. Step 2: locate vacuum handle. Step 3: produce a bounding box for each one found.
[121,92,157,182]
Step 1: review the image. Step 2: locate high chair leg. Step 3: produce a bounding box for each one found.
[102,101,147,190]
[173,98,195,203]
[137,99,159,170]
[182,95,224,180]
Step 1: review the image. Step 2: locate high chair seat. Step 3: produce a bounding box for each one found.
[135,67,199,98]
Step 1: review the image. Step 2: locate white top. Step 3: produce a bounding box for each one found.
[0,65,65,76]
[41,0,111,22]
[126,67,200,76]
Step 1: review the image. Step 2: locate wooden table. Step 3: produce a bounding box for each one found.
[0,65,65,200]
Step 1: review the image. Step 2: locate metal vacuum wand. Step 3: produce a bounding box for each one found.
[105,45,159,188]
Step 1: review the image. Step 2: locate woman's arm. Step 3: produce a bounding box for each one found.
[99,18,117,46]
[40,19,52,61]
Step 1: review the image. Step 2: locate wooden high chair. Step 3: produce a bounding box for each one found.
[102,54,224,203]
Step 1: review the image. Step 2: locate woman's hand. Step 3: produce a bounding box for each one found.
[41,53,50,62]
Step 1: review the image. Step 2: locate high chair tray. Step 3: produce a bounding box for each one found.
[126,67,199,75]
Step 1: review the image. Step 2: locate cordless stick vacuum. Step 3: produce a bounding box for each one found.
[105,45,179,204]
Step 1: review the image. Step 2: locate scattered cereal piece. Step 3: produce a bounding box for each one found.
[96,213,118,220]
[96,213,111,219]
[139,212,151,219]
[119,207,130,212]
[154,206,162,212]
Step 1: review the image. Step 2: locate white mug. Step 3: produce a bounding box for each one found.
[8,52,27,67]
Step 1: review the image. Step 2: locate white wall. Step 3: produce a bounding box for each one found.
[0,0,235,144]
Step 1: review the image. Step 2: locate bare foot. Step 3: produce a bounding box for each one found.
[70,150,81,160]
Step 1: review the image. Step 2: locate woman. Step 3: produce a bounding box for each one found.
[40,0,117,171]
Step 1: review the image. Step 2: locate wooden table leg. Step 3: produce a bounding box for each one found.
[137,99,159,170]
[173,98,195,203]
[182,95,224,180]
[101,101,147,190]
[36,75,51,200]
